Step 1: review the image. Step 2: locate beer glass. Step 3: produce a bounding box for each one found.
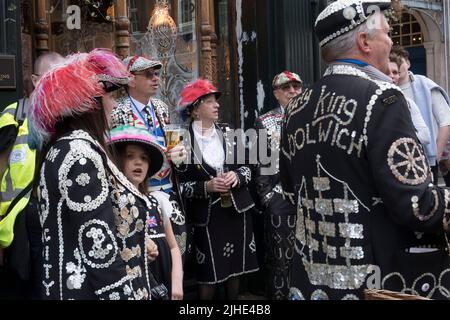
[216,166,233,208]
[165,124,181,150]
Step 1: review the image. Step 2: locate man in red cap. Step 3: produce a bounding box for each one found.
[254,70,302,299]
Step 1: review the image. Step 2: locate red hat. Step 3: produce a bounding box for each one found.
[177,79,221,120]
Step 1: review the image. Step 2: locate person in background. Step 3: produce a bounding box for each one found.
[393,45,450,184]
[387,53,430,147]
[0,52,64,299]
[254,70,302,299]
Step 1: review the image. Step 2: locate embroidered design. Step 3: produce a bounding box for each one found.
[46,147,60,162]
[86,227,114,259]
[372,197,383,206]
[342,294,359,300]
[249,234,257,253]
[388,138,428,186]
[78,220,118,269]
[38,163,50,226]
[311,289,329,300]
[170,199,186,225]
[43,280,55,297]
[294,155,371,290]
[412,191,439,222]
[182,182,196,198]
[382,268,450,299]
[196,247,206,264]
[59,139,109,212]
[289,287,305,300]
[109,292,120,300]
[237,167,252,185]
[223,243,234,258]
[66,248,87,290]
[443,190,450,230]
[94,274,137,296]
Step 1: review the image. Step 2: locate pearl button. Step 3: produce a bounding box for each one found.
[421,283,430,292]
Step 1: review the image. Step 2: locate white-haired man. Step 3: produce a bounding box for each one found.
[280,0,450,300]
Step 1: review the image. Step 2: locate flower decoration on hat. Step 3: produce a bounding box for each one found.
[177,79,222,121]
[314,0,392,48]
[272,71,303,89]
[123,55,162,73]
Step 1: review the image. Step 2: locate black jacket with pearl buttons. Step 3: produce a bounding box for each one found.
[174,122,255,226]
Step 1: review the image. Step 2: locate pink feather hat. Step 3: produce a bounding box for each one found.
[29,49,130,148]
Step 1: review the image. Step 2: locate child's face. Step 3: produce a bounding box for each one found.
[122,144,150,188]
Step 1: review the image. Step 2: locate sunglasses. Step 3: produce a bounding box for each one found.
[279,82,302,91]
[134,69,160,79]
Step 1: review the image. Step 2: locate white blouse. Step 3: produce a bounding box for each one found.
[193,122,225,170]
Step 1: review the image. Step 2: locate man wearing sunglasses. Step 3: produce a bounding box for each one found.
[114,56,187,264]
[254,70,302,299]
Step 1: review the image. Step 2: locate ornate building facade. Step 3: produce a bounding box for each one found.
[397,0,450,92]
[0,0,330,129]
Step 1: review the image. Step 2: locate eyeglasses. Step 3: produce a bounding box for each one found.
[134,69,160,79]
[279,83,302,91]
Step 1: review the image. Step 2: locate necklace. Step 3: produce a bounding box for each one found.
[193,121,215,137]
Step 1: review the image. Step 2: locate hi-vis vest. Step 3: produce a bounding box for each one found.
[0,100,35,248]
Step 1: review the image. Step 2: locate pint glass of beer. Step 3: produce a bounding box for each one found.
[165,124,181,150]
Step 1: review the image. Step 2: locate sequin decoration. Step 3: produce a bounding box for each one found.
[289,287,305,300]
[78,219,118,269]
[46,147,60,163]
[66,248,86,290]
[58,139,109,213]
[76,173,91,187]
[237,166,252,185]
[303,259,372,290]
[182,182,195,198]
[387,138,428,186]
[196,247,206,264]
[311,289,329,300]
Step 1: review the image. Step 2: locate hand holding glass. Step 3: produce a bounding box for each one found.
[165,124,182,150]
[216,167,233,208]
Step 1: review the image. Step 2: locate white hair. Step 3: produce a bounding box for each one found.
[321,14,382,63]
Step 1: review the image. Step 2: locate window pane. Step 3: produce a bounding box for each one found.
[401,23,410,34]
[402,35,411,46]
[392,37,401,46]
[412,22,421,34]
[391,25,400,36]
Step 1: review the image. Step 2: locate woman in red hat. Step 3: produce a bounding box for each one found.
[175,79,258,299]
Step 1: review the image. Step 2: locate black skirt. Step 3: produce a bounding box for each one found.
[193,201,259,284]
